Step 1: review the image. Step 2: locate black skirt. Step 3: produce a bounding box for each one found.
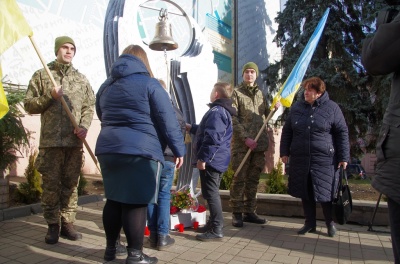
[98,154,161,204]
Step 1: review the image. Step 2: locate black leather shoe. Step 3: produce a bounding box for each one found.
[126,248,158,264]
[157,234,175,250]
[104,246,116,261]
[195,228,223,241]
[196,220,211,233]
[232,213,243,227]
[327,223,336,237]
[297,225,317,235]
[243,213,267,224]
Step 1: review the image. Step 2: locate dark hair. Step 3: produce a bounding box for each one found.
[214,82,232,98]
[301,77,326,94]
[121,45,154,78]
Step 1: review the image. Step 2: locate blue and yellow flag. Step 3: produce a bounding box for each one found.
[0,66,9,119]
[271,8,330,109]
[0,0,33,118]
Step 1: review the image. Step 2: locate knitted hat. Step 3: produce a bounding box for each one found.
[54,36,76,56]
[242,62,259,77]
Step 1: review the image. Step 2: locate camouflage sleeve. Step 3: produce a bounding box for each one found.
[231,90,248,140]
[24,71,55,114]
[79,76,95,130]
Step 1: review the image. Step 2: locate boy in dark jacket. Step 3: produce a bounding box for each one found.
[186,82,237,241]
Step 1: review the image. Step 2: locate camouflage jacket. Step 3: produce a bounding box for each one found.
[231,82,270,153]
[24,60,95,148]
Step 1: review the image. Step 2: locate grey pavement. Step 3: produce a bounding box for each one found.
[0,199,394,264]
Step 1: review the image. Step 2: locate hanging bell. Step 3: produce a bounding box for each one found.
[149,8,178,51]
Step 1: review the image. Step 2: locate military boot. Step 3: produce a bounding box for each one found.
[232,213,243,227]
[45,224,60,244]
[60,222,82,241]
[243,213,267,224]
[126,248,158,264]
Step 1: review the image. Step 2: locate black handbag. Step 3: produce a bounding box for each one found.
[332,166,353,225]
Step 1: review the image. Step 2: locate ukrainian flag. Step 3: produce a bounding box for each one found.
[271,8,330,109]
[0,0,33,119]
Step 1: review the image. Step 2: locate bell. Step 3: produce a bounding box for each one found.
[149,9,178,51]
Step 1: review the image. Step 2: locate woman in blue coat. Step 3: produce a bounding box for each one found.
[280,77,349,237]
[95,45,185,264]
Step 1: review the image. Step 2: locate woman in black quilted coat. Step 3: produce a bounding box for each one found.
[280,77,350,237]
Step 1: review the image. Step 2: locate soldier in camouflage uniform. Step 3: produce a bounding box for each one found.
[229,62,277,227]
[24,36,95,244]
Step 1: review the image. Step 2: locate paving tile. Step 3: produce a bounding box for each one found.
[0,202,395,264]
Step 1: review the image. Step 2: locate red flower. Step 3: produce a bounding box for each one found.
[170,206,179,214]
[196,204,206,213]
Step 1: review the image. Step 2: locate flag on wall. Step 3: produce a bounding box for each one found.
[271,8,330,109]
[0,0,33,119]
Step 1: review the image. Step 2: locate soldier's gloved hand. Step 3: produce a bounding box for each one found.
[245,137,257,150]
[51,85,63,100]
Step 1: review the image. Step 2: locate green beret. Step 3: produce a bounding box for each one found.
[54,36,76,56]
[242,62,259,77]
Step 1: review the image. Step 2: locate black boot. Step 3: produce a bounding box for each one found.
[196,220,211,233]
[148,231,157,249]
[243,213,267,224]
[60,222,82,241]
[195,227,223,241]
[126,248,158,264]
[157,234,175,250]
[297,225,316,235]
[327,223,336,237]
[104,240,117,261]
[232,213,243,227]
[45,224,60,244]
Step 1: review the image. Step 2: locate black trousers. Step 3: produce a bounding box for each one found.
[200,166,223,230]
[301,174,333,227]
[388,198,400,264]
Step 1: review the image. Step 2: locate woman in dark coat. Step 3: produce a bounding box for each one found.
[280,77,349,237]
[95,45,185,264]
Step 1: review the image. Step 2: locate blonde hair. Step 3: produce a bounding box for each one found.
[121,45,154,77]
[157,79,166,89]
[214,82,232,98]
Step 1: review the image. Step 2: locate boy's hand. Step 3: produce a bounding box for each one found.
[197,160,206,170]
[175,157,184,169]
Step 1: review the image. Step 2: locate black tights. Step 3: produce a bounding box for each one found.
[103,199,147,250]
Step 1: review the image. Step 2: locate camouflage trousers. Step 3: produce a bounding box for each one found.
[229,151,265,213]
[35,147,83,225]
